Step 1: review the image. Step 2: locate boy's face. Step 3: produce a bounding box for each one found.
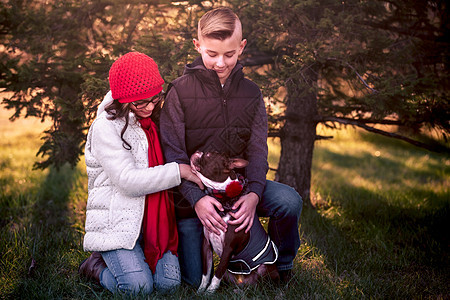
[194,30,247,85]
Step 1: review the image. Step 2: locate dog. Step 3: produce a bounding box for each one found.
[190,151,279,293]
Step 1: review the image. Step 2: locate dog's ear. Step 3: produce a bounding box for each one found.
[229,158,249,169]
[190,151,204,172]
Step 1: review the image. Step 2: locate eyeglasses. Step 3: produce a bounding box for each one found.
[131,92,164,109]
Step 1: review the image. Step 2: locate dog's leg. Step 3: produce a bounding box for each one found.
[197,236,213,293]
[205,246,233,293]
[204,228,237,293]
[265,264,280,283]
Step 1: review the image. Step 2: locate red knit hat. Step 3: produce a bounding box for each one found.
[109,52,164,103]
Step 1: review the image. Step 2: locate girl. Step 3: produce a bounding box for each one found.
[79,52,202,296]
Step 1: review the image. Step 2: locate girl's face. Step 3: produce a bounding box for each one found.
[129,93,162,119]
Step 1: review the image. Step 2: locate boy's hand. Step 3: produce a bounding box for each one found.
[194,195,227,235]
[228,192,259,233]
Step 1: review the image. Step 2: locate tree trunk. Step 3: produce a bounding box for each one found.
[276,76,318,206]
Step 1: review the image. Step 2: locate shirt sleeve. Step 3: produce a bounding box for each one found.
[160,85,206,207]
[245,92,269,199]
[87,115,181,197]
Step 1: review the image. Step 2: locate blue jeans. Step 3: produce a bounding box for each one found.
[99,239,181,295]
[177,180,302,287]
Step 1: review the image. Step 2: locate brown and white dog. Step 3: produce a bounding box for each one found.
[190,151,279,293]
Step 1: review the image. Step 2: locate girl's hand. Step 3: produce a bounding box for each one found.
[179,164,204,189]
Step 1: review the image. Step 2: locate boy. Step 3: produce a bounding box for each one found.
[160,7,302,287]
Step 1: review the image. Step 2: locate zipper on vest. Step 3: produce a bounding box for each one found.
[222,98,228,123]
[221,95,230,143]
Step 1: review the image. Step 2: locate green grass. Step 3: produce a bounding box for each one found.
[1,110,449,299]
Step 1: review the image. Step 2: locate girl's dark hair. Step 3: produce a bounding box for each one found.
[105,99,132,150]
[104,98,164,150]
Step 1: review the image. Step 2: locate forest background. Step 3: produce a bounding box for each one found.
[0,0,449,299]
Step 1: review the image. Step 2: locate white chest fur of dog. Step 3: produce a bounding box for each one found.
[197,214,231,293]
[204,214,231,257]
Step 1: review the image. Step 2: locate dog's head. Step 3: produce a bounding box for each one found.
[190,151,248,183]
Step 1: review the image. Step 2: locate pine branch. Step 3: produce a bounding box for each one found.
[323,117,449,153]
[268,130,280,138]
[355,20,448,44]
[344,62,378,93]
[125,4,153,46]
[319,116,404,126]
[241,54,274,66]
[316,135,333,141]
[326,58,378,93]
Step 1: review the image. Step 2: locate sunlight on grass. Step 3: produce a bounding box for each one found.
[2,108,449,298]
[0,108,51,192]
[67,157,88,237]
[0,108,90,296]
[311,125,449,205]
[267,137,281,181]
[0,109,51,295]
[268,124,449,297]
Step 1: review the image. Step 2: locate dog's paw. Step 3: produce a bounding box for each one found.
[205,286,218,294]
[204,276,221,294]
[197,283,208,293]
[197,275,209,293]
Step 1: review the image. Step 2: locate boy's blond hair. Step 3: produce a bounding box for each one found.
[198,7,242,41]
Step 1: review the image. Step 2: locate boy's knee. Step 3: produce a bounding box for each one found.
[176,217,203,287]
[180,261,202,288]
[277,185,303,218]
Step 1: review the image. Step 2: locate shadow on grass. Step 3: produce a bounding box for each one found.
[6,164,108,299]
[302,145,450,298]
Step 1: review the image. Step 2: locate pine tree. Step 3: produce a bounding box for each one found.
[1,0,448,206]
[0,0,174,168]
[237,0,449,204]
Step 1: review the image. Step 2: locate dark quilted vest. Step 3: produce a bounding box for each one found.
[167,59,263,218]
[170,60,262,159]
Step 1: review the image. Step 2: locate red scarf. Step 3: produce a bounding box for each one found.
[138,117,178,273]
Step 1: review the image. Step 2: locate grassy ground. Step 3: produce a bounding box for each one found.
[0,107,449,299]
